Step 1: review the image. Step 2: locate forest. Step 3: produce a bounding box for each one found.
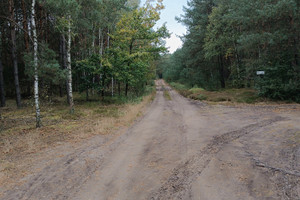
[160,0,300,102]
[1,1,300,198]
[1,0,300,129]
[0,0,168,127]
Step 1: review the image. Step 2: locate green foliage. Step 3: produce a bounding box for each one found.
[256,64,300,102]
[111,1,169,95]
[169,82,189,91]
[162,0,300,102]
[74,55,100,94]
[24,44,66,85]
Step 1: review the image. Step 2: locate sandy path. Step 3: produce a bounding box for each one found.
[2,80,300,199]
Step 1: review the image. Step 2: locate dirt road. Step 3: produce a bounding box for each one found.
[2,80,300,199]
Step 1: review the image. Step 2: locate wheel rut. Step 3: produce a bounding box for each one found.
[149,116,285,199]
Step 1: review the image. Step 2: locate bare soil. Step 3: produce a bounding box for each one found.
[1,80,300,200]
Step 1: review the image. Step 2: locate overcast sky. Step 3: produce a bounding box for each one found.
[140,0,188,53]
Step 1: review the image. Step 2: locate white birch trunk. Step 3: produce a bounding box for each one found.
[67,16,74,113]
[31,0,41,128]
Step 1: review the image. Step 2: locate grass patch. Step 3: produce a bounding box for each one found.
[93,106,123,118]
[190,94,208,101]
[167,81,265,104]
[189,87,205,94]
[61,110,85,120]
[189,88,261,103]
[168,82,192,97]
[163,89,172,101]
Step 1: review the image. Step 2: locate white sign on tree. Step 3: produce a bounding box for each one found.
[256,71,265,75]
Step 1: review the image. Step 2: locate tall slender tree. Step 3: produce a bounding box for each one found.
[31,0,41,127]
[66,15,74,113]
[45,0,80,113]
[9,0,22,107]
[21,0,30,52]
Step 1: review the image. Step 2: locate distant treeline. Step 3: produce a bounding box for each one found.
[159,0,300,102]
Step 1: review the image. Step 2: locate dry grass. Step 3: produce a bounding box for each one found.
[163,87,172,101]
[0,91,155,192]
[188,88,263,104]
[168,82,266,104]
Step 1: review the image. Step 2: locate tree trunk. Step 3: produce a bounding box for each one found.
[59,86,63,97]
[118,82,121,96]
[61,34,71,104]
[59,35,63,98]
[233,42,241,79]
[67,16,74,113]
[83,71,89,101]
[218,55,226,88]
[86,89,89,101]
[9,0,21,107]
[101,74,105,97]
[125,82,128,97]
[31,0,41,128]
[0,59,5,107]
[91,77,95,96]
[21,0,29,52]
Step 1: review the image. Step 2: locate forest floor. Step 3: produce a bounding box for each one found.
[0,91,155,197]
[1,80,300,199]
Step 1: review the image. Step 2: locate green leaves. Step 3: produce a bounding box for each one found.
[24,44,66,85]
[162,0,300,100]
[111,0,169,94]
[74,55,100,93]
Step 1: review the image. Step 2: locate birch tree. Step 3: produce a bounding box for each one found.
[31,0,41,127]
[67,16,74,113]
[45,0,79,113]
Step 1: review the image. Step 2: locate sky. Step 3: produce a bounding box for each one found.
[140,0,188,53]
